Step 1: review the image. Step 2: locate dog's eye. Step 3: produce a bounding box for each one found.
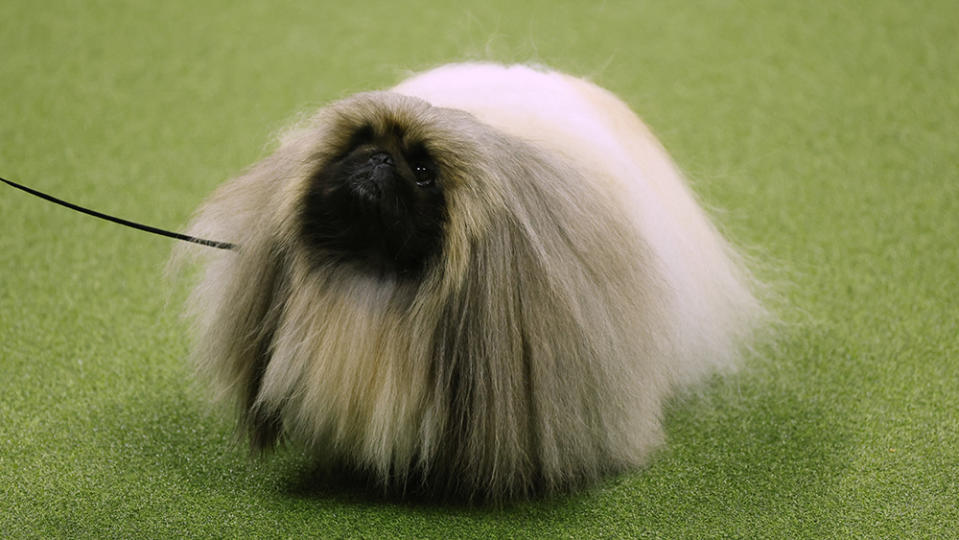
[413,162,436,187]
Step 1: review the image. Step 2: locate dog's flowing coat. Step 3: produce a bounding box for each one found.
[180,64,762,500]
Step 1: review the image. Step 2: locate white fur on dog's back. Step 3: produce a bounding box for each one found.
[395,63,762,387]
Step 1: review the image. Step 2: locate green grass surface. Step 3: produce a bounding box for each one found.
[2,1,957,537]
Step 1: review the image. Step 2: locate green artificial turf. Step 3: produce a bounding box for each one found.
[2,1,957,537]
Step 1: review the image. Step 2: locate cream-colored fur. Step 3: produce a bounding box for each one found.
[178,63,763,500]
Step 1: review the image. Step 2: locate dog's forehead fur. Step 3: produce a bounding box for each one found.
[313,92,490,185]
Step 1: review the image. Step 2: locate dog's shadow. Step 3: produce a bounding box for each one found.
[277,460,483,509]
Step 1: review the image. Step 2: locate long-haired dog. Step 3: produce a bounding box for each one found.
[177,63,763,501]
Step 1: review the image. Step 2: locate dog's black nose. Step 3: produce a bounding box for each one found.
[369,152,394,166]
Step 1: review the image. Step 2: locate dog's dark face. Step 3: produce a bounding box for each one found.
[300,123,448,277]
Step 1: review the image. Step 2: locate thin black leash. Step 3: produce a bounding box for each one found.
[1,175,236,250]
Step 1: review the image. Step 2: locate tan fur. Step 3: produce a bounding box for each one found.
[176,64,763,501]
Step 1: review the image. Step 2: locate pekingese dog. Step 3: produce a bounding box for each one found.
[177,63,763,501]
